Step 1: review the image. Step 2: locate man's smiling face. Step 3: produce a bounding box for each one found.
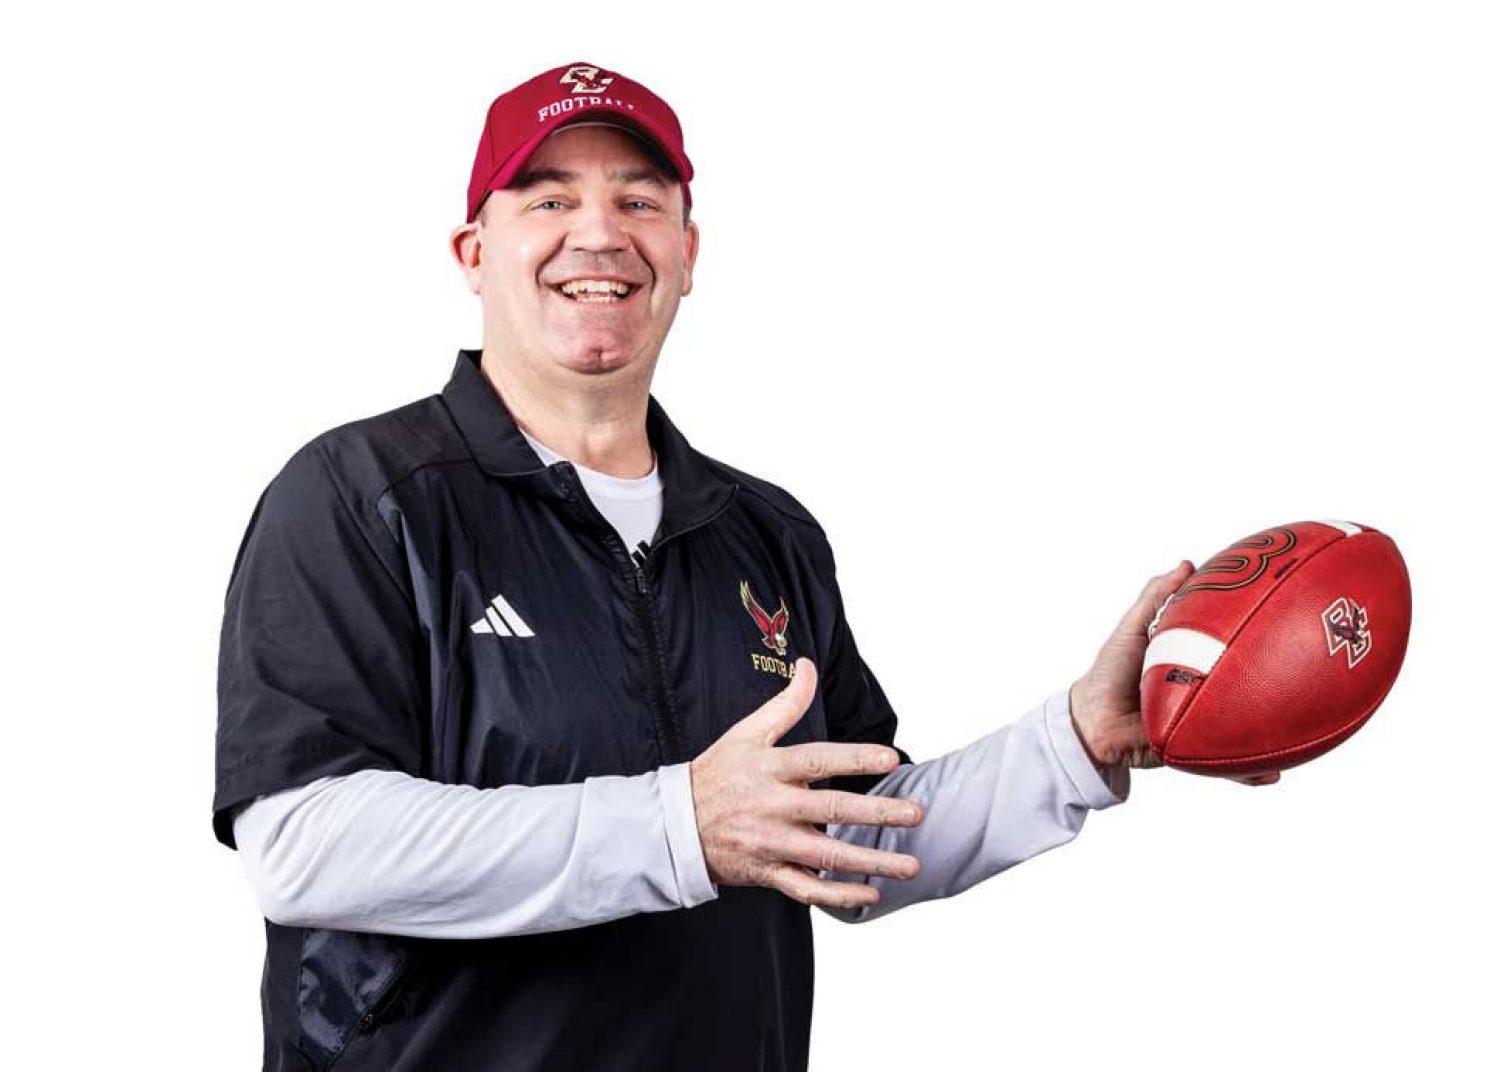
[453,122,700,383]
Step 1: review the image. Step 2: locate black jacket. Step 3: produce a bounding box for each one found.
[214,349,910,1070]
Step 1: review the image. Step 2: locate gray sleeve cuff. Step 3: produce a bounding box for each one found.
[1042,688,1130,809]
[658,761,719,907]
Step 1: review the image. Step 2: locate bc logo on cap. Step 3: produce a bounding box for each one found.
[560,66,614,94]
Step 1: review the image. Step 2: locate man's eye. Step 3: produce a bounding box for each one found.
[624,199,656,211]
[533,199,565,211]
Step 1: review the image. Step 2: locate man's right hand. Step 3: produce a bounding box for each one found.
[688,657,924,910]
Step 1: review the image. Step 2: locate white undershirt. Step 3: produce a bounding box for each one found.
[231,441,1129,937]
[518,426,664,556]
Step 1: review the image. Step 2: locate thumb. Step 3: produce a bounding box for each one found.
[1118,560,1194,637]
[735,657,818,747]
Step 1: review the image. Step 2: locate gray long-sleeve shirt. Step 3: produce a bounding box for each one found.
[232,685,1127,936]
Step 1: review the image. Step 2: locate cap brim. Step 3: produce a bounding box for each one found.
[475,108,693,219]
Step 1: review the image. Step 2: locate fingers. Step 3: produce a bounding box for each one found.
[1119,561,1195,636]
[784,787,924,829]
[778,829,921,880]
[1120,744,1166,770]
[1147,560,1195,604]
[732,658,818,748]
[758,862,882,911]
[771,740,903,785]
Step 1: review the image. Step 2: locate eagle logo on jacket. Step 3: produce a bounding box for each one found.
[740,580,790,657]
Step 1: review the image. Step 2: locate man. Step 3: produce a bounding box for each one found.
[214,61,1275,1071]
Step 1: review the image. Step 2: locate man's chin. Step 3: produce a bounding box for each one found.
[550,341,655,377]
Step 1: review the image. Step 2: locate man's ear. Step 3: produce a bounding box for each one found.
[681,218,700,297]
[449,220,482,295]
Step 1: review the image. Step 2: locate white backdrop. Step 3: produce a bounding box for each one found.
[5,2,1495,1068]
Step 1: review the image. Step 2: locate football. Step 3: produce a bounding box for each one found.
[1140,521,1411,778]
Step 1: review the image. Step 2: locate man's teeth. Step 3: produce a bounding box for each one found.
[558,279,634,302]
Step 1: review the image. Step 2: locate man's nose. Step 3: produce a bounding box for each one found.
[567,201,629,253]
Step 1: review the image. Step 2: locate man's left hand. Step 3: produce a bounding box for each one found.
[1069,561,1281,788]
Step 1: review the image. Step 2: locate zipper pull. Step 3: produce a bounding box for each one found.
[633,566,647,595]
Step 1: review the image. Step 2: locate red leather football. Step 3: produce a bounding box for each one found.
[1140,520,1410,778]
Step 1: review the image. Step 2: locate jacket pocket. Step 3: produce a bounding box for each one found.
[297,929,414,1070]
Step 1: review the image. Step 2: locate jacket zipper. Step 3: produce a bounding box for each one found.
[629,558,682,761]
[553,463,738,765]
[355,956,413,1039]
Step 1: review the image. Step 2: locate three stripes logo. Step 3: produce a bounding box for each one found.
[471,591,535,638]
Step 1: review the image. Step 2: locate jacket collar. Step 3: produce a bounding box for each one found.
[440,349,738,542]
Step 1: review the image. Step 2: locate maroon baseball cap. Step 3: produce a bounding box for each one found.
[466,61,695,222]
